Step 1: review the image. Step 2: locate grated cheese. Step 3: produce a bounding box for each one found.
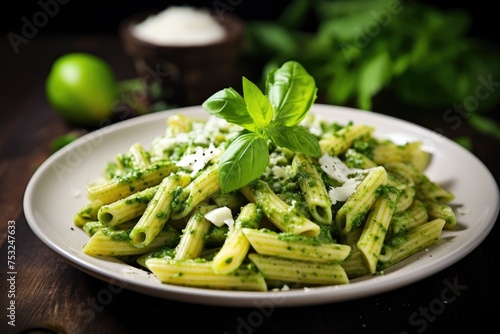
[132,6,227,46]
[175,143,221,176]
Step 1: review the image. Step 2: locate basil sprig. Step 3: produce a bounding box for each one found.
[202,60,321,193]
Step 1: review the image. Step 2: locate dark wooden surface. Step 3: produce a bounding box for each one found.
[1,32,499,334]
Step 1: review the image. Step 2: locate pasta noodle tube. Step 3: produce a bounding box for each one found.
[174,203,216,260]
[386,199,429,239]
[341,249,371,279]
[212,203,262,274]
[145,258,268,291]
[383,162,455,203]
[97,185,159,227]
[82,225,180,257]
[344,148,378,169]
[165,113,195,136]
[243,228,351,263]
[377,218,446,270]
[335,166,387,235]
[340,228,371,279]
[130,173,191,248]
[373,140,430,170]
[211,191,247,212]
[319,124,375,156]
[240,179,321,237]
[248,254,349,285]
[385,163,416,213]
[292,154,333,225]
[424,201,457,230]
[128,142,151,169]
[171,165,220,220]
[356,188,399,274]
[86,162,177,204]
[74,200,103,227]
[387,199,428,239]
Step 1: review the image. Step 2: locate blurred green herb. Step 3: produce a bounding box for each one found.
[50,130,87,152]
[244,0,500,142]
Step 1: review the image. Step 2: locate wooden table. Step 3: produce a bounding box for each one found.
[1,33,499,334]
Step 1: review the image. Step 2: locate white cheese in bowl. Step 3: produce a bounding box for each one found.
[132,6,227,46]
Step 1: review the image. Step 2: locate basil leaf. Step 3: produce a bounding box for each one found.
[242,76,273,129]
[218,133,269,193]
[202,87,256,131]
[469,114,500,141]
[269,124,321,157]
[266,60,318,127]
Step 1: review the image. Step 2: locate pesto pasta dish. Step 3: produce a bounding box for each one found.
[74,61,456,292]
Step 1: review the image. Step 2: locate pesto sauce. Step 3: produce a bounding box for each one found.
[352,210,368,229]
[104,162,120,179]
[113,162,173,185]
[125,193,152,205]
[205,226,228,247]
[277,232,322,246]
[101,229,131,242]
[156,211,168,219]
[344,151,364,168]
[278,192,310,219]
[146,246,176,260]
[238,209,263,228]
[385,230,409,248]
[83,221,105,236]
[352,138,376,160]
[78,205,94,216]
[171,188,188,213]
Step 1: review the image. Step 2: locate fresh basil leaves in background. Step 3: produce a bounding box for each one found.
[243,0,500,145]
[203,61,321,193]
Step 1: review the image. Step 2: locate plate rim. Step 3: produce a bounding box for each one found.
[23,103,500,307]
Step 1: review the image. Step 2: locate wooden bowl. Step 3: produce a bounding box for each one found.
[119,9,245,107]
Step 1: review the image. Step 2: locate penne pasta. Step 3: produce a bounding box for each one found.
[292,153,333,225]
[76,109,456,292]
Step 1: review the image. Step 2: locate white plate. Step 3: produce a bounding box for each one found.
[23,104,499,307]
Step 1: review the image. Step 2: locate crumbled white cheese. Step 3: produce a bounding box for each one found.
[151,132,190,152]
[132,6,227,46]
[204,206,234,230]
[271,166,288,179]
[319,153,371,204]
[319,154,366,183]
[150,116,240,164]
[269,151,289,166]
[175,143,221,176]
